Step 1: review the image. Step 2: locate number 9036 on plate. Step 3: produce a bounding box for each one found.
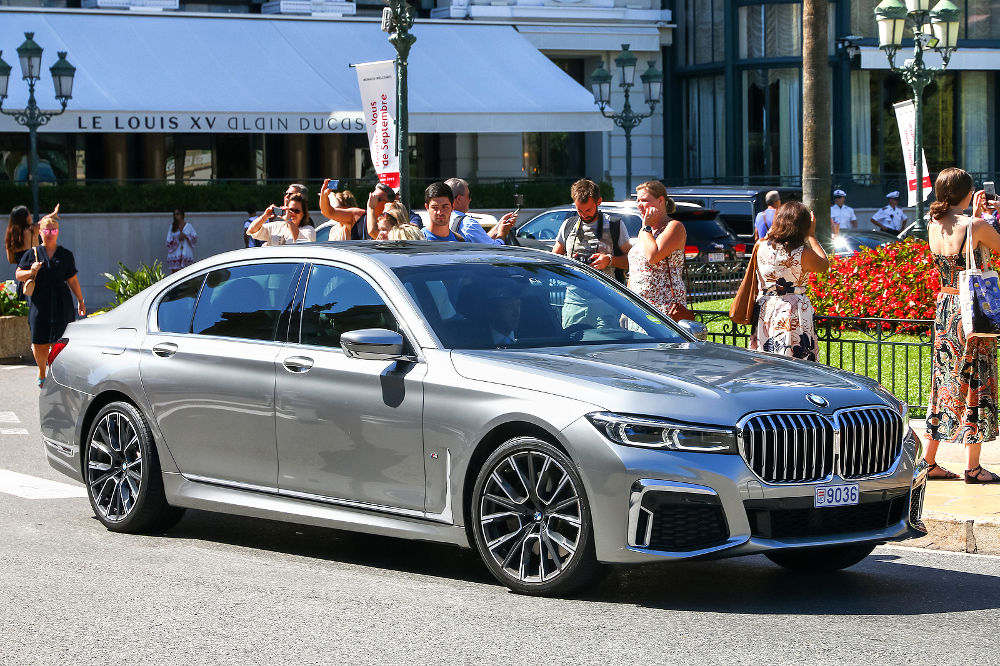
[814,483,859,508]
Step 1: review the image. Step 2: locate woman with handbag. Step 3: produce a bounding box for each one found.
[5,205,40,299]
[626,181,691,321]
[924,167,1000,483]
[748,201,829,360]
[15,211,85,388]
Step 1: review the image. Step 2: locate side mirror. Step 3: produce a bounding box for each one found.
[676,319,708,341]
[341,328,410,360]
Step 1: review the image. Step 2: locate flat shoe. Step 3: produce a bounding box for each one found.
[964,465,1000,484]
[925,462,961,480]
[36,377,45,388]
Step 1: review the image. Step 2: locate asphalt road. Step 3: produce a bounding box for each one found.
[2,363,999,665]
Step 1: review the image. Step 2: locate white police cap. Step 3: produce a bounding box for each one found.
[886,191,900,199]
[833,189,846,197]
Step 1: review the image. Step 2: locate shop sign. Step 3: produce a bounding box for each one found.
[892,100,931,207]
[0,112,366,134]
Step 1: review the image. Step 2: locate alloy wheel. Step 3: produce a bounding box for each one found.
[87,410,143,523]
[478,449,583,584]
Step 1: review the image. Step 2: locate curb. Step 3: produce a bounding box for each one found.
[905,513,1000,555]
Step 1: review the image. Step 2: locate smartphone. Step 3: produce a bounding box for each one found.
[985,181,997,201]
[513,193,524,213]
[327,179,340,190]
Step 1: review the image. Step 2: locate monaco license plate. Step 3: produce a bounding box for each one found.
[815,484,859,508]
[707,252,725,262]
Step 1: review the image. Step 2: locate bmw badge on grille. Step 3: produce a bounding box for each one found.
[806,393,829,407]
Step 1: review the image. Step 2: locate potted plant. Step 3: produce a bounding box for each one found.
[0,280,30,362]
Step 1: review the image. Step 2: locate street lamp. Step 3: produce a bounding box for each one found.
[874,0,960,234]
[0,33,75,221]
[589,44,661,196]
[381,0,415,210]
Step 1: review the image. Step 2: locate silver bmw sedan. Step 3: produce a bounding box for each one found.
[39,242,927,596]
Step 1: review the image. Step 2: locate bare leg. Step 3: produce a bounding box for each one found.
[31,343,50,381]
[923,437,940,466]
[922,433,960,479]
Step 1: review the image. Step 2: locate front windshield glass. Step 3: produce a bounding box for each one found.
[393,261,687,350]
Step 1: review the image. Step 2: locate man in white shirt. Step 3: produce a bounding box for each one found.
[829,189,857,236]
[444,178,518,245]
[871,191,908,234]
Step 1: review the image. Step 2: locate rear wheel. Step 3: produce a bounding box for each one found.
[471,437,602,596]
[85,401,184,533]
[764,543,877,572]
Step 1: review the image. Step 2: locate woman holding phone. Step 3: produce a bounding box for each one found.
[246,193,315,245]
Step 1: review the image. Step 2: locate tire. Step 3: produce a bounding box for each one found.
[764,543,877,572]
[470,437,603,596]
[84,401,185,534]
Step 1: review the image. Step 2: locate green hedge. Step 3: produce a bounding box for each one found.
[0,179,614,215]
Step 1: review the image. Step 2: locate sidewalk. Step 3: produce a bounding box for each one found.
[906,419,1000,555]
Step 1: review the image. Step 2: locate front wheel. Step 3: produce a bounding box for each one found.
[85,401,184,534]
[471,437,602,596]
[764,543,877,572]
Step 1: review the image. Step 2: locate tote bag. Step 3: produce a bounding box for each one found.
[729,241,761,325]
[959,221,1000,337]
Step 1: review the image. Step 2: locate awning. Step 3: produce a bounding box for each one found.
[0,8,612,134]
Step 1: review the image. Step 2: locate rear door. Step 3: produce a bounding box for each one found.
[140,261,303,489]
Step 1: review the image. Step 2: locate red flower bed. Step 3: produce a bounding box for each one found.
[807,238,938,328]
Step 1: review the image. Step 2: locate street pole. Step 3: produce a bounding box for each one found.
[384,0,415,211]
[0,36,75,221]
[875,0,960,235]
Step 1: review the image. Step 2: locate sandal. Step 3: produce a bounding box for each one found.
[926,462,961,480]
[964,465,1000,484]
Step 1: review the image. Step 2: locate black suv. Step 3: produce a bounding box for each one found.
[666,186,802,240]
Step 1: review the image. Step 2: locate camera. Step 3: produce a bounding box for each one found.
[985,181,997,202]
[513,193,524,211]
[571,253,595,265]
[271,205,285,218]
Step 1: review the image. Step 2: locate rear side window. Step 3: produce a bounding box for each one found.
[298,264,400,349]
[157,276,204,334]
[516,211,573,241]
[192,263,301,341]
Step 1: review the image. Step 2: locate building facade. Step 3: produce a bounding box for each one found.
[0,1,997,204]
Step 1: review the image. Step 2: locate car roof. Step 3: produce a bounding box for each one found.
[198,240,565,271]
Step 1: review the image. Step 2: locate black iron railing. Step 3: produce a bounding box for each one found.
[694,310,933,413]
[684,260,747,303]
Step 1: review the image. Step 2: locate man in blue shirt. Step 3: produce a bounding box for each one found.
[754,190,781,240]
[444,178,518,244]
[422,182,466,241]
[243,206,263,247]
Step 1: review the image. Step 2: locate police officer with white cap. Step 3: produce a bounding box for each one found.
[830,189,856,236]
[871,191,908,234]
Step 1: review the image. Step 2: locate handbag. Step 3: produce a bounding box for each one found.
[22,247,38,298]
[729,241,761,325]
[666,301,695,322]
[959,221,1000,337]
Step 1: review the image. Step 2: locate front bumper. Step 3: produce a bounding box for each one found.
[564,417,927,565]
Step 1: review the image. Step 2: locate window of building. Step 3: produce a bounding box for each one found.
[743,68,801,179]
[683,75,726,180]
[192,263,301,340]
[676,0,725,66]
[739,3,803,60]
[851,0,1000,40]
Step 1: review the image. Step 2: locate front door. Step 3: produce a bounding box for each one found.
[275,263,426,511]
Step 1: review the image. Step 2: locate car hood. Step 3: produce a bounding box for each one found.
[450,342,897,426]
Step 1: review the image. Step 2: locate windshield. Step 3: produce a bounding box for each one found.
[393,262,687,350]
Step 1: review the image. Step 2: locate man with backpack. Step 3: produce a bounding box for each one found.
[552,178,631,326]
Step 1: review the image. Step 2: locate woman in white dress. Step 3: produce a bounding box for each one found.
[166,209,198,273]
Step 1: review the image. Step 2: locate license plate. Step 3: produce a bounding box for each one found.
[814,483,859,508]
[707,252,725,262]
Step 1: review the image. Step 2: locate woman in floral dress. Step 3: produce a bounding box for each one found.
[749,201,829,360]
[627,181,687,316]
[924,167,1000,483]
[166,209,198,273]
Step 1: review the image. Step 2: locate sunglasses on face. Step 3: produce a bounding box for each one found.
[41,228,59,236]
[287,208,303,214]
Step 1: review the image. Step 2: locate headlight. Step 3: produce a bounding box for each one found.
[586,412,738,454]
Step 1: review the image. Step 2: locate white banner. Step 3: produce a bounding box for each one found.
[892,100,932,207]
[355,60,399,190]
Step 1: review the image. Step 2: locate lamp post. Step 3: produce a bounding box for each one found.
[381,0,415,210]
[874,0,960,234]
[0,33,76,221]
[589,44,662,196]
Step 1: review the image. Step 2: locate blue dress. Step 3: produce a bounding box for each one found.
[18,245,78,344]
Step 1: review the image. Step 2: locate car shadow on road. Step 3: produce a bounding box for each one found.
[589,552,1000,614]
[160,509,498,587]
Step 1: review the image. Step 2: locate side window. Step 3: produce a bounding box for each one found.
[157,275,204,334]
[192,263,300,341]
[517,211,571,241]
[299,264,400,349]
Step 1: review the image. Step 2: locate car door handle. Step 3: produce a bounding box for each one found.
[151,342,178,358]
[282,356,314,373]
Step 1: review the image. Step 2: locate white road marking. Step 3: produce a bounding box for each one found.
[0,469,87,499]
[0,411,20,423]
[0,428,29,435]
[2,365,28,370]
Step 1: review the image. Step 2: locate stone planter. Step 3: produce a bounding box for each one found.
[0,316,31,362]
